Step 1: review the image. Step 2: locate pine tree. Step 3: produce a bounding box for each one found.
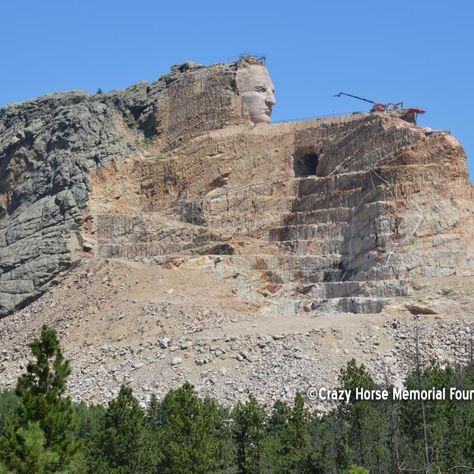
[90,385,157,473]
[0,421,59,473]
[400,362,474,471]
[338,359,376,399]
[146,393,161,432]
[0,390,19,436]
[152,382,232,474]
[232,395,267,474]
[74,401,105,443]
[267,399,291,431]
[0,325,82,473]
[337,359,391,471]
[284,393,312,470]
[261,394,312,473]
[308,412,346,474]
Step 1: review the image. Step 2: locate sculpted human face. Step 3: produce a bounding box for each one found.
[236,64,276,124]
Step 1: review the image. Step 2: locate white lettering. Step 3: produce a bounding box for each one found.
[318,388,351,402]
[354,389,389,401]
[450,388,474,400]
[318,388,328,400]
[393,388,408,400]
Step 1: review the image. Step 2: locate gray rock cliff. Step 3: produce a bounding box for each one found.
[0,59,257,316]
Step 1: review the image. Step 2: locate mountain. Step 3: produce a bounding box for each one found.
[1,58,473,406]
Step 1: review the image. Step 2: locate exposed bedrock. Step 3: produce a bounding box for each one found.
[0,92,136,315]
[87,113,473,314]
[0,57,473,317]
[0,58,257,316]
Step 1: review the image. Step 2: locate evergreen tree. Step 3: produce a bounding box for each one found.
[0,391,19,436]
[0,325,82,473]
[284,393,312,471]
[400,361,474,471]
[74,402,105,443]
[0,421,59,474]
[260,400,290,473]
[232,395,267,474]
[146,393,161,432]
[261,394,312,473]
[337,359,391,471]
[267,399,291,430]
[90,385,157,473]
[152,382,233,474]
[309,412,346,474]
[338,359,376,399]
[463,363,474,463]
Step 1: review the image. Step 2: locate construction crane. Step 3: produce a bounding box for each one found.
[334,92,426,117]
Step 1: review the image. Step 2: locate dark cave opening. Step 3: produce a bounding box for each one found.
[293,152,319,177]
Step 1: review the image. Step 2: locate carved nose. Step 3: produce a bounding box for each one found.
[266,89,276,106]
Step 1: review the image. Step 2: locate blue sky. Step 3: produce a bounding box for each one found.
[1,0,472,180]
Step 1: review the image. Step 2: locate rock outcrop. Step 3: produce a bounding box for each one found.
[0,57,473,319]
[0,59,254,316]
[87,113,473,316]
[0,91,132,315]
[1,57,473,406]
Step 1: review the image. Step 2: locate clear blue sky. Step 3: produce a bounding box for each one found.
[1,0,472,180]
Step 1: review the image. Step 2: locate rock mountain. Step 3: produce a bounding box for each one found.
[0,57,473,405]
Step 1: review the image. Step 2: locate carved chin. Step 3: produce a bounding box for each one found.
[250,111,272,124]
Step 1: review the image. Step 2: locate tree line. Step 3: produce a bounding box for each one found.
[1,325,474,473]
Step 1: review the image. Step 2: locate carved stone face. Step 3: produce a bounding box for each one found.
[236,64,276,124]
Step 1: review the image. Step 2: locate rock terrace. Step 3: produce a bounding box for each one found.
[0,57,473,406]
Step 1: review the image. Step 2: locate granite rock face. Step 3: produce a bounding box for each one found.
[87,114,474,315]
[0,58,473,317]
[0,60,251,316]
[0,91,135,315]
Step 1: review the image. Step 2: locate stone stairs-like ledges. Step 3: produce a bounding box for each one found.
[84,114,473,315]
[89,164,411,313]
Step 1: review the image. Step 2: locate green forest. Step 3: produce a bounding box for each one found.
[1,325,474,473]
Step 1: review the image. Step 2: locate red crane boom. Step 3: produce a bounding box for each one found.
[334,92,425,116]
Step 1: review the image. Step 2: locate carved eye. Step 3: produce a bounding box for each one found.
[255,86,267,93]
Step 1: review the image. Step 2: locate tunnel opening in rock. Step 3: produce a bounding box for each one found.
[205,243,235,255]
[294,152,319,177]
